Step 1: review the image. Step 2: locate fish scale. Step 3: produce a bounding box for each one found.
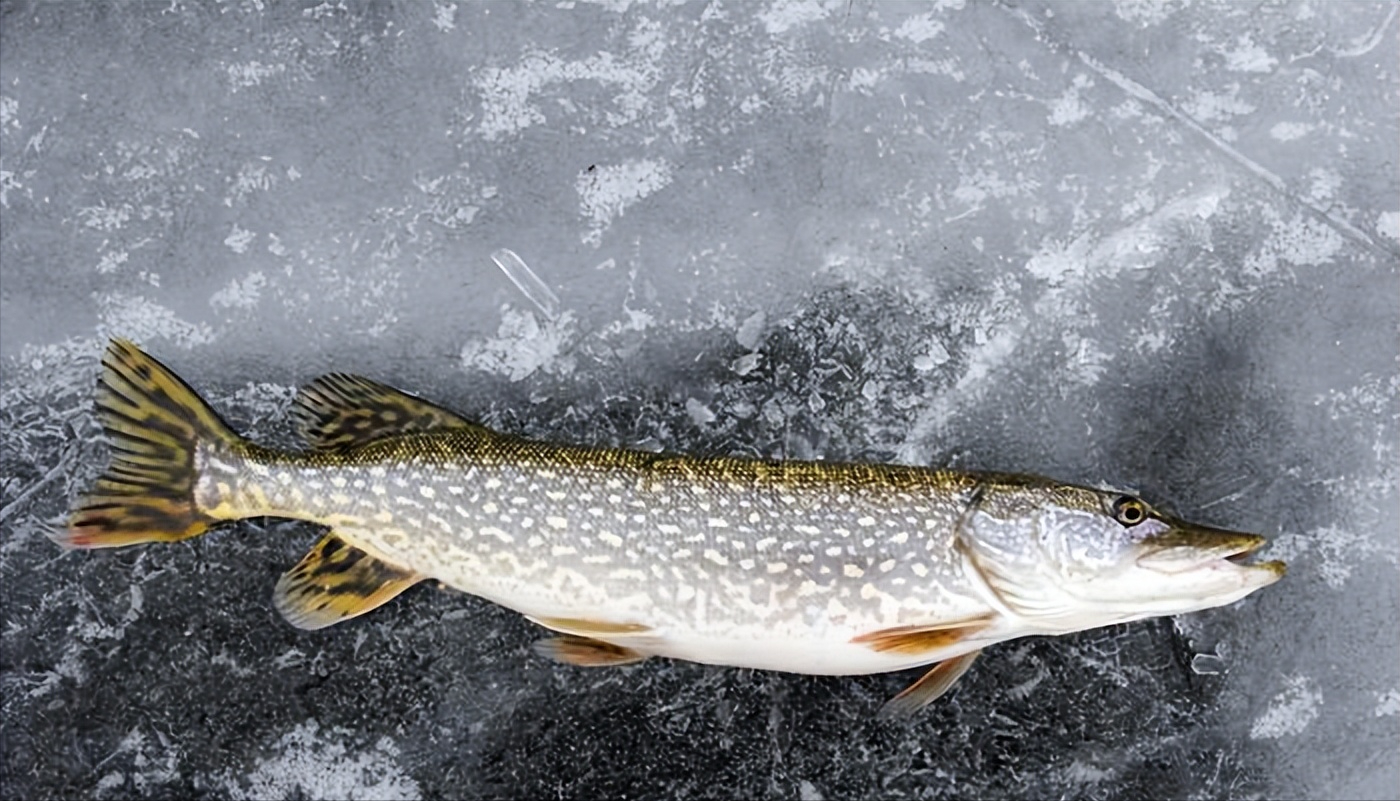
[58,339,1286,715]
[203,435,988,647]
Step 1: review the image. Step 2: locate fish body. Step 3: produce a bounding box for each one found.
[59,340,1285,714]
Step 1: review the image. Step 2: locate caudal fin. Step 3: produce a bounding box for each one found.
[60,338,242,549]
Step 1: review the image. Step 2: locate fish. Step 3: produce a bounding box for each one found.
[55,338,1286,716]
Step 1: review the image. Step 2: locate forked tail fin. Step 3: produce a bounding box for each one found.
[59,338,244,549]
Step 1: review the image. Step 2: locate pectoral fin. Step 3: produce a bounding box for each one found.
[273,532,424,630]
[533,635,650,667]
[850,616,993,655]
[878,650,982,718]
[528,615,654,638]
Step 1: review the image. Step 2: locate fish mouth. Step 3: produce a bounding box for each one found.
[1136,525,1287,582]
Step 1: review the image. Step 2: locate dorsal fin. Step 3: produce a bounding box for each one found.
[291,373,490,449]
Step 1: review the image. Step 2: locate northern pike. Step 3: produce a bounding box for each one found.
[57,339,1285,715]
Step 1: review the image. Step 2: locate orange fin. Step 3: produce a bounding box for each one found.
[878,650,982,718]
[291,373,491,449]
[273,532,424,630]
[62,339,242,549]
[850,617,993,655]
[528,616,653,638]
[533,635,649,667]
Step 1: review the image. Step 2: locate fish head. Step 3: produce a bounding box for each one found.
[956,479,1286,633]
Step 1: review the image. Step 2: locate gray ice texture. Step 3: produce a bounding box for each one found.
[1,1,1397,799]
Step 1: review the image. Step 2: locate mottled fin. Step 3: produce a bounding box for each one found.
[528,616,654,638]
[850,617,993,655]
[61,339,242,549]
[273,532,424,630]
[533,635,649,667]
[879,650,982,719]
[291,373,490,449]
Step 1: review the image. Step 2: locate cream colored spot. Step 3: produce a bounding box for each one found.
[582,554,612,565]
[755,537,777,550]
[793,524,819,536]
[482,501,499,514]
[861,583,880,600]
[797,580,820,596]
[673,548,692,559]
[372,511,393,524]
[588,507,604,517]
[448,485,464,495]
[598,531,624,547]
[657,523,681,536]
[703,549,729,566]
[819,565,831,575]
[766,561,788,574]
[843,564,865,578]
[481,526,514,544]
[857,516,876,527]
[738,558,755,570]
[484,478,502,490]
[891,531,909,544]
[879,559,897,573]
[527,535,544,548]
[748,511,761,524]
[546,516,568,530]
[798,554,814,564]
[827,597,848,617]
[330,476,347,488]
[707,517,729,529]
[371,484,387,496]
[911,563,929,577]
[551,545,577,557]
[546,490,566,501]
[330,492,351,506]
[352,479,366,489]
[419,486,435,499]
[825,546,843,557]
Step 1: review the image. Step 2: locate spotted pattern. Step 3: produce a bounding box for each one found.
[199,431,1014,640]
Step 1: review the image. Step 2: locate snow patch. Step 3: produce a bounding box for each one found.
[577,159,673,245]
[1223,35,1277,73]
[1376,210,1400,243]
[1048,74,1094,127]
[1250,675,1322,739]
[892,13,945,44]
[220,721,420,801]
[1375,689,1400,717]
[226,61,285,91]
[459,306,578,382]
[1269,121,1313,141]
[97,292,214,347]
[210,271,267,310]
[759,0,837,34]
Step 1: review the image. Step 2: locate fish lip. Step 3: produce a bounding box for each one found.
[1135,527,1285,579]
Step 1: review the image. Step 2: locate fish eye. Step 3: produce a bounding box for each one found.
[1111,495,1148,526]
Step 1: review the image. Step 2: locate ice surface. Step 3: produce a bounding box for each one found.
[2,1,1397,799]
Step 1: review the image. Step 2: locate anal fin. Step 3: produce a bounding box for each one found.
[533,635,649,667]
[879,650,982,718]
[273,532,424,630]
